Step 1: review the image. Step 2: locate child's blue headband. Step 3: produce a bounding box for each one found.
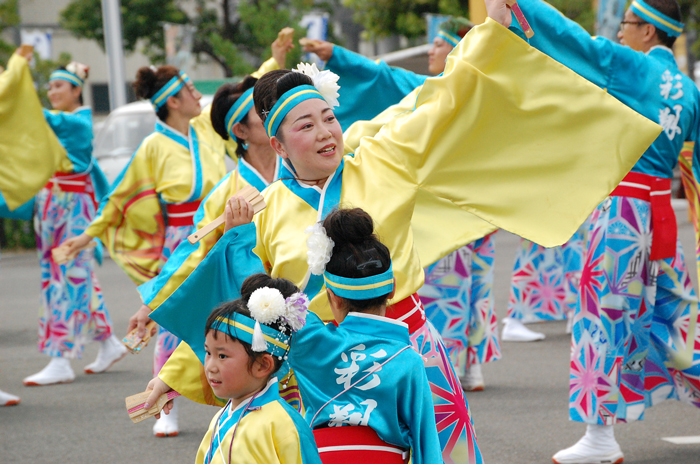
[50,70,83,88]
[150,72,191,110]
[211,314,290,358]
[225,87,255,143]
[630,0,684,37]
[437,29,461,47]
[324,264,394,300]
[264,85,326,138]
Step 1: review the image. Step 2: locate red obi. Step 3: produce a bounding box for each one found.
[165,200,202,227]
[313,426,409,464]
[385,292,427,334]
[44,172,94,195]
[610,171,676,261]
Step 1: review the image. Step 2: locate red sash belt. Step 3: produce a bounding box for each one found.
[44,172,93,194]
[42,172,96,219]
[385,292,426,335]
[313,426,409,464]
[165,201,201,227]
[610,171,676,261]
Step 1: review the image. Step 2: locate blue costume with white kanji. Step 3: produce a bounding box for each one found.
[519,0,700,424]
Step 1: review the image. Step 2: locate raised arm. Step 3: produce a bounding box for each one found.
[0,52,66,209]
[349,18,660,256]
[321,44,427,130]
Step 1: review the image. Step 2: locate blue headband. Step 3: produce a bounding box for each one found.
[437,29,461,47]
[150,72,191,110]
[225,87,255,142]
[50,70,83,87]
[324,264,394,300]
[630,0,684,37]
[211,314,290,358]
[264,85,326,138]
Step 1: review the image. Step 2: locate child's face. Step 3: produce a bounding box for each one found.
[204,330,261,401]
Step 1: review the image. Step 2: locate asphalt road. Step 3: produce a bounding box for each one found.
[1,222,699,463]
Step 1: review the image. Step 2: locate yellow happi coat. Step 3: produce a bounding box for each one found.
[155,20,661,405]
[84,58,280,284]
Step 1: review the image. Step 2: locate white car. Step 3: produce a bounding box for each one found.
[93,95,227,185]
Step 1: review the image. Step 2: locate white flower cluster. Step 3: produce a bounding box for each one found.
[293,62,340,108]
[247,287,310,352]
[305,222,334,276]
[66,61,89,80]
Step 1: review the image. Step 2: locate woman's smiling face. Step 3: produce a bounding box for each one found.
[271,98,344,184]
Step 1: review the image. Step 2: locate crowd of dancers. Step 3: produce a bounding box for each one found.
[1,0,699,463]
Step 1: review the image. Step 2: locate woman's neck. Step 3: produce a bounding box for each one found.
[243,145,277,184]
[165,112,190,136]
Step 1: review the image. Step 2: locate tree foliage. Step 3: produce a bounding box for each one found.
[0,0,20,65]
[59,0,329,77]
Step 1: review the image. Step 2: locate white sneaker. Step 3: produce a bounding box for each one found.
[501,317,546,342]
[566,316,574,334]
[0,389,20,406]
[84,335,128,374]
[23,358,75,386]
[153,399,179,437]
[460,363,485,391]
[553,425,624,464]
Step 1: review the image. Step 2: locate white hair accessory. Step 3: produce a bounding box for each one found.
[305,222,335,275]
[66,62,89,80]
[248,287,286,351]
[283,292,309,332]
[293,62,340,108]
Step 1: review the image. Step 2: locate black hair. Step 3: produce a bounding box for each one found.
[204,273,300,375]
[133,65,181,122]
[211,76,258,158]
[642,0,682,48]
[253,69,314,142]
[322,208,392,312]
[56,65,84,105]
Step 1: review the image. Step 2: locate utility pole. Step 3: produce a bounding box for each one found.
[101,0,127,110]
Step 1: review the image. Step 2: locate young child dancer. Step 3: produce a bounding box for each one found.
[288,208,442,463]
[196,290,321,464]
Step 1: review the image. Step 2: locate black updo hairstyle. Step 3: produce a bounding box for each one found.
[322,208,392,312]
[211,76,258,158]
[204,273,300,374]
[253,69,314,142]
[133,65,181,122]
[55,65,87,105]
[643,0,682,48]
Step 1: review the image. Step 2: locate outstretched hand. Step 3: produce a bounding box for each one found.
[301,39,334,62]
[485,0,513,28]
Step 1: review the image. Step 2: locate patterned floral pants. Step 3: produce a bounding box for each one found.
[419,234,501,378]
[153,225,194,376]
[35,187,112,359]
[570,196,700,424]
[506,222,588,323]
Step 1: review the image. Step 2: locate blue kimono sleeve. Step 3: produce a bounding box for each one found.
[0,195,34,220]
[325,45,427,130]
[137,172,233,305]
[42,109,93,172]
[149,222,265,363]
[399,356,443,464]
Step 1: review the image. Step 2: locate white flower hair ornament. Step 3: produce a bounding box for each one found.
[66,61,89,80]
[305,222,335,276]
[247,287,310,352]
[293,62,340,108]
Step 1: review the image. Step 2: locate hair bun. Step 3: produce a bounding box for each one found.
[133,66,159,100]
[324,208,375,246]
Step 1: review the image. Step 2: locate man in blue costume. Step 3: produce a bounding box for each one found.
[518,0,700,463]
